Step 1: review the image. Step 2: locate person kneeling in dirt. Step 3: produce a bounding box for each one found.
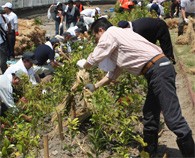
[4,52,40,85]
[0,71,28,116]
[33,38,61,78]
[118,17,176,64]
[61,32,74,53]
[76,18,195,157]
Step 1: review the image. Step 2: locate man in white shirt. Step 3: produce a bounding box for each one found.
[4,52,40,85]
[178,0,195,36]
[0,6,9,74]
[0,71,22,116]
[80,8,100,30]
[80,7,101,18]
[2,2,18,59]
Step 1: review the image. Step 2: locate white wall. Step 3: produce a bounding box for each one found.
[0,0,113,9]
[0,0,69,9]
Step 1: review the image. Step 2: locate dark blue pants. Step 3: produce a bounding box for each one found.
[178,12,195,36]
[7,30,16,59]
[55,20,63,35]
[143,57,191,139]
[0,42,8,73]
[0,102,8,117]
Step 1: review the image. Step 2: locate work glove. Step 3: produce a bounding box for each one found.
[76,59,86,69]
[59,23,63,29]
[85,83,96,92]
[42,89,47,94]
[173,12,177,17]
[15,31,19,36]
[184,18,189,24]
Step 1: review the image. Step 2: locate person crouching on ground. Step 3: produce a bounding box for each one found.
[0,70,24,116]
[33,38,61,78]
[4,51,40,85]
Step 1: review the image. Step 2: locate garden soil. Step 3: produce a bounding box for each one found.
[19,4,195,158]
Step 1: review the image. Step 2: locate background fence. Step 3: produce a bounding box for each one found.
[0,0,115,9]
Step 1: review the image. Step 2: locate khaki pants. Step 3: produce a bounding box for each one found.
[33,64,54,76]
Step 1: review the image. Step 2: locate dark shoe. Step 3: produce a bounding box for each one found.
[143,131,158,157]
[176,133,195,157]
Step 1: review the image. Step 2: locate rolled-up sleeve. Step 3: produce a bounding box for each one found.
[87,32,118,66]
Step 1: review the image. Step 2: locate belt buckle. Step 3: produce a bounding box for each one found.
[159,61,171,67]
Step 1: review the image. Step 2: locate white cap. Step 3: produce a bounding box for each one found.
[2,2,12,9]
[95,7,101,14]
[56,2,61,6]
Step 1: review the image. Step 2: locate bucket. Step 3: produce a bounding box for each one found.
[109,8,114,12]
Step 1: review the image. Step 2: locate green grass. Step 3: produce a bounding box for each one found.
[170,29,195,93]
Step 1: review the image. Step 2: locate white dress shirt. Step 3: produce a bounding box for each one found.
[3,11,18,31]
[0,74,16,108]
[4,59,37,85]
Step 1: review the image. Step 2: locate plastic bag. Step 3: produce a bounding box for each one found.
[47,8,51,19]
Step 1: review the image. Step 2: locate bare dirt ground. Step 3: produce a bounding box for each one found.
[19,4,195,158]
[158,64,195,157]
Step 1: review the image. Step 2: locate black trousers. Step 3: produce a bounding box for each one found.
[7,30,16,58]
[0,102,8,117]
[0,42,8,73]
[143,57,191,139]
[170,2,179,17]
[178,12,195,36]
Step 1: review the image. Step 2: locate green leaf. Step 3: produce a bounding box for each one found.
[2,146,8,156]
[7,144,15,149]
[3,138,10,147]
[140,150,150,158]
[16,144,23,153]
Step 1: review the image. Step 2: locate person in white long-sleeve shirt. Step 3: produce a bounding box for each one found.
[2,2,18,59]
[80,8,100,30]
[4,52,40,85]
[0,72,21,116]
[0,6,10,74]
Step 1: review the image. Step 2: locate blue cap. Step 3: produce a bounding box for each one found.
[118,21,129,28]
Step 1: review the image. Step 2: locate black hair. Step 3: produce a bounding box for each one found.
[90,18,113,34]
[63,32,71,37]
[68,0,74,4]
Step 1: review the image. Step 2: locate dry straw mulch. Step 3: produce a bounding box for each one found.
[165,18,178,29]
[15,19,46,55]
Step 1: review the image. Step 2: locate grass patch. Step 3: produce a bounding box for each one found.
[171,28,195,93]
[186,58,195,67]
[34,17,42,25]
[192,81,195,92]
